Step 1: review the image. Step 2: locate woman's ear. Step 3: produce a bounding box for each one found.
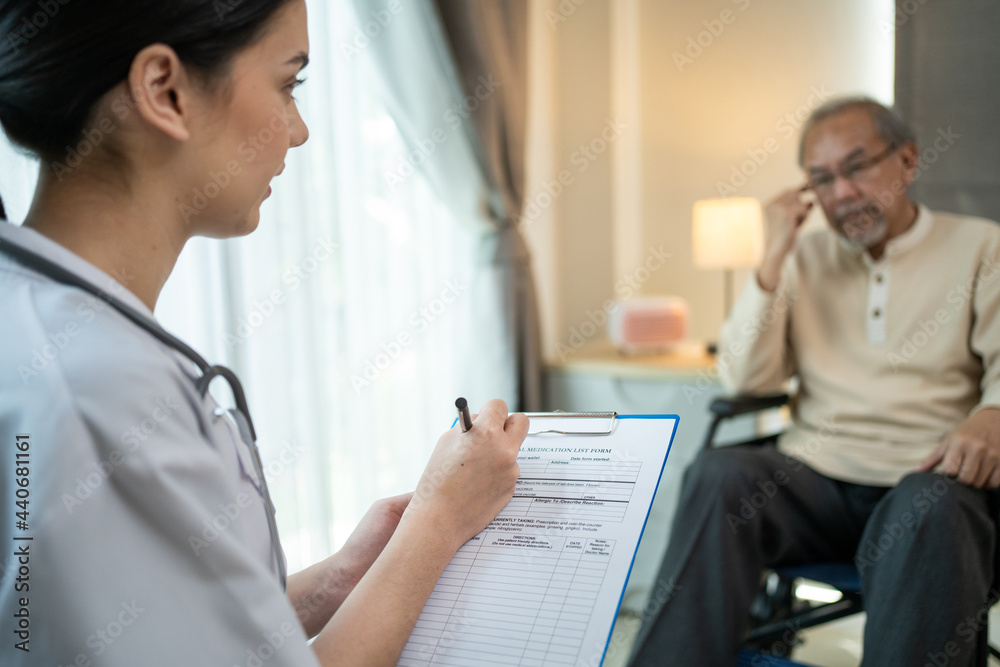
[127,44,193,143]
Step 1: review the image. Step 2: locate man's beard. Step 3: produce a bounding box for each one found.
[834,202,888,250]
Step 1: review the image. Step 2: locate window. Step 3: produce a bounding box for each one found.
[156,0,515,571]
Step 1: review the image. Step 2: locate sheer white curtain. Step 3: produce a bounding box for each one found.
[1,0,516,574]
[160,0,517,571]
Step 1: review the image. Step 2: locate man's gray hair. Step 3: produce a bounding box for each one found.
[797,96,916,165]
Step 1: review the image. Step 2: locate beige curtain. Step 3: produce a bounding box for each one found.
[433,0,543,411]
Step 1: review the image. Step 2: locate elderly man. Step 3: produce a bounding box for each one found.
[628,97,1000,666]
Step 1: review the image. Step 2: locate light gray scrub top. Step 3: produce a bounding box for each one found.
[0,222,320,666]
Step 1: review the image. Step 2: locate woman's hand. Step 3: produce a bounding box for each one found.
[405,399,529,551]
[338,493,411,574]
[311,399,528,665]
[289,493,412,637]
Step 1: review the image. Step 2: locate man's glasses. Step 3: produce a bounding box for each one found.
[805,142,900,193]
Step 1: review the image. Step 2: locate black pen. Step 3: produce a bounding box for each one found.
[455,397,473,432]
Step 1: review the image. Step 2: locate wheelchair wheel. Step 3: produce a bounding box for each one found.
[744,571,808,657]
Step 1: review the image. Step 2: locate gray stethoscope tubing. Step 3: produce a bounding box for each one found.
[0,235,288,591]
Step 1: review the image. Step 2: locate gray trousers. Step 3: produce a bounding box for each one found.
[627,445,1000,666]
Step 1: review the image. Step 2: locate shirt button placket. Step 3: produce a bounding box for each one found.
[867,267,888,344]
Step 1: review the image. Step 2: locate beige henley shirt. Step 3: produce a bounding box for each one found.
[718,205,1000,486]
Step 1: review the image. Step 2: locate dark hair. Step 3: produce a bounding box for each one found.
[0,0,295,163]
[797,96,916,166]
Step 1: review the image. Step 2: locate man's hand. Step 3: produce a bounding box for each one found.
[758,187,814,292]
[917,408,1000,489]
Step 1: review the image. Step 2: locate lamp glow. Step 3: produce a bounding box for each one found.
[692,197,765,317]
[692,197,764,270]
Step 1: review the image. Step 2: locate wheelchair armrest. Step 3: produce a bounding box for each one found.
[709,393,789,418]
[702,393,790,451]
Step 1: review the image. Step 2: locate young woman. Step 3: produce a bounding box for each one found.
[0,1,527,664]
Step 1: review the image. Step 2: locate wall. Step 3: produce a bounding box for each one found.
[525,0,895,357]
[895,0,1000,223]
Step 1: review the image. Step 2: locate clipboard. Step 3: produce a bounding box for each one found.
[402,412,679,667]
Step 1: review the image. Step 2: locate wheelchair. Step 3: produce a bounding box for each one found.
[702,393,1000,666]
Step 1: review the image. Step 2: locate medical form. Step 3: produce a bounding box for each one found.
[398,414,678,667]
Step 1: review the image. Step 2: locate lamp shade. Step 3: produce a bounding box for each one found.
[692,197,764,269]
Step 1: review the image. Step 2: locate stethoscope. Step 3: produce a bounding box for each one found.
[0,232,288,591]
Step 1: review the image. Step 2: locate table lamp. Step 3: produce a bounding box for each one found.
[692,197,764,317]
